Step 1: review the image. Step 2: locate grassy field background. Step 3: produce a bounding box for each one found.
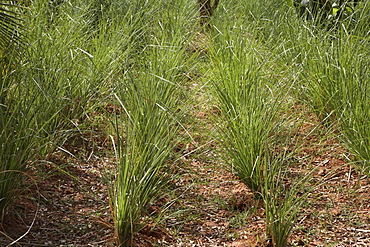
[0,0,369,246]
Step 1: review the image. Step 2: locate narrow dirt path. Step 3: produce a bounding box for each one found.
[149,74,270,246]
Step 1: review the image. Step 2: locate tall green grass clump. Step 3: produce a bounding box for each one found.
[262,147,314,247]
[209,23,281,193]
[208,2,322,245]
[290,2,370,175]
[113,73,181,245]
[24,0,128,146]
[0,1,39,220]
[1,0,132,221]
[0,47,54,220]
[0,63,38,219]
[208,23,314,246]
[330,35,370,176]
[259,1,370,177]
[337,1,370,176]
[110,0,198,245]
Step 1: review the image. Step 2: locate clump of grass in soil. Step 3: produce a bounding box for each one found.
[107,1,199,245]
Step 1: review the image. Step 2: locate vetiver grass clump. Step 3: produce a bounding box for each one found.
[108,0,198,245]
[207,1,320,246]
[0,63,46,218]
[334,2,370,176]
[282,1,370,176]
[26,0,125,141]
[209,16,281,194]
[0,1,45,219]
[254,2,370,244]
[1,0,130,222]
